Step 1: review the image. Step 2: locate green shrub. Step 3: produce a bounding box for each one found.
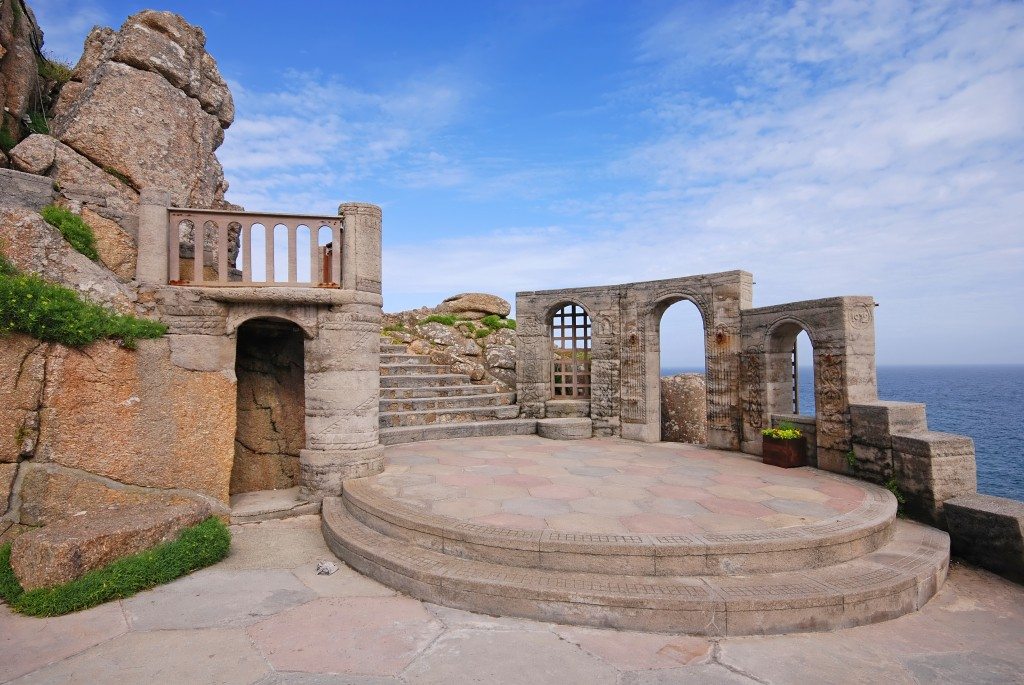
[481,314,516,331]
[41,205,99,260]
[885,477,907,510]
[382,323,406,333]
[762,421,802,440]
[420,314,458,326]
[38,53,74,85]
[0,256,167,348]
[474,328,491,339]
[0,517,231,617]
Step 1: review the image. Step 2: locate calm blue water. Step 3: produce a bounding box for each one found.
[662,365,1024,502]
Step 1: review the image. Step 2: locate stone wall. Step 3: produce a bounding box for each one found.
[231,320,306,494]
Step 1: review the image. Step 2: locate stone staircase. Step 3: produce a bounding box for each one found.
[378,339,536,445]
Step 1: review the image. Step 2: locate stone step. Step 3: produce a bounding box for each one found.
[380,344,408,354]
[379,363,450,377]
[379,419,538,445]
[380,392,517,413]
[229,487,320,524]
[380,385,498,400]
[379,404,521,428]
[342,478,897,576]
[322,497,949,636]
[380,353,433,365]
[380,374,473,388]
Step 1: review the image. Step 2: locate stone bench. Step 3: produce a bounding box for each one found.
[945,494,1024,584]
[537,417,592,440]
[10,500,210,590]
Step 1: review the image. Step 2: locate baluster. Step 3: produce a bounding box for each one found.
[334,224,345,288]
[309,225,320,285]
[265,222,275,282]
[193,218,204,285]
[287,223,298,284]
[168,215,180,283]
[218,221,229,283]
[242,223,252,283]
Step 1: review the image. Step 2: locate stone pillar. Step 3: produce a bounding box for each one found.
[136,189,170,284]
[299,308,383,501]
[339,202,382,295]
[892,431,977,526]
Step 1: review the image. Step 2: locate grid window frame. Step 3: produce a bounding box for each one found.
[551,304,592,399]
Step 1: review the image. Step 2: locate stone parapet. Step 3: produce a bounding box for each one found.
[944,494,1024,584]
[892,431,977,525]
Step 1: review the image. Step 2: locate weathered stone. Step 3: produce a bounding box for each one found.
[0,0,44,139]
[108,11,234,125]
[417,321,464,347]
[0,333,46,463]
[486,344,516,371]
[9,133,56,175]
[11,500,210,590]
[892,431,977,526]
[232,320,305,494]
[0,167,55,211]
[0,462,17,513]
[36,338,236,503]
[945,494,1024,583]
[54,61,226,208]
[0,205,136,312]
[49,137,139,213]
[537,417,593,440]
[660,373,707,444]
[436,292,511,318]
[80,206,136,280]
[0,149,7,167]
[13,462,204,527]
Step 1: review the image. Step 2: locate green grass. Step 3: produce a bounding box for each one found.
[26,111,49,135]
[0,126,15,153]
[41,205,99,261]
[885,477,907,510]
[0,254,167,348]
[0,517,230,617]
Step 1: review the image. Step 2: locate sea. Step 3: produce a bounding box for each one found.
[662,365,1024,502]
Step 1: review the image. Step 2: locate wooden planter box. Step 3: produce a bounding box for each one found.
[762,436,808,468]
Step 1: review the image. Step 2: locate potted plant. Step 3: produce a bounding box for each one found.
[761,422,808,468]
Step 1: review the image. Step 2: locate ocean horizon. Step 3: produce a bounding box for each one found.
[661,364,1024,503]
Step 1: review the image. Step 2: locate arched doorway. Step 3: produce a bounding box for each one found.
[549,303,592,399]
[656,299,708,443]
[231,318,306,495]
[765,320,818,461]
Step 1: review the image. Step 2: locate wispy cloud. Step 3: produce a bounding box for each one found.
[385,0,1024,363]
[31,0,107,63]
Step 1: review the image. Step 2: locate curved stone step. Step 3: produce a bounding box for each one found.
[380,384,497,400]
[322,497,949,636]
[380,363,450,376]
[380,353,433,365]
[343,478,897,576]
[379,419,538,445]
[380,392,517,413]
[380,343,408,354]
[380,405,521,428]
[381,374,473,388]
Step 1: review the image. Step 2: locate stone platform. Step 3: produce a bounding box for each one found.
[323,436,950,635]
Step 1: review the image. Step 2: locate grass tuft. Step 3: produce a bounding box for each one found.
[0,126,15,153]
[0,253,167,348]
[481,314,516,331]
[26,111,48,135]
[419,314,458,327]
[38,53,74,85]
[41,205,99,261]
[0,517,230,617]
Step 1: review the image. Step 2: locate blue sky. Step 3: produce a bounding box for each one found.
[33,0,1024,366]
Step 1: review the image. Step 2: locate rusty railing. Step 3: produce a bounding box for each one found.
[167,208,344,287]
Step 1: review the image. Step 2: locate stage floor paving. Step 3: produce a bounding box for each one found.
[370,435,872,536]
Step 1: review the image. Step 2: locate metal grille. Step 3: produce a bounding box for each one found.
[551,304,592,398]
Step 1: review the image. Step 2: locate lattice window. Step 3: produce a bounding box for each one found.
[551,304,592,398]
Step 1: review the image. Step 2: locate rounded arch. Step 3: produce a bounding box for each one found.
[227,313,316,340]
[765,316,819,351]
[648,292,710,330]
[648,294,711,444]
[543,297,593,324]
[549,302,593,399]
[764,317,817,417]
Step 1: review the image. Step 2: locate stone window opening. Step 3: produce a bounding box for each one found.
[767,322,816,418]
[551,303,592,398]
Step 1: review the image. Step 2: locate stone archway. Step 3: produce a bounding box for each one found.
[231,317,306,494]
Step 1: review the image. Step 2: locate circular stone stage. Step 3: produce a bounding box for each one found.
[322,435,949,635]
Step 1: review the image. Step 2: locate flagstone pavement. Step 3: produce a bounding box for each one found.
[2,515,1022,685]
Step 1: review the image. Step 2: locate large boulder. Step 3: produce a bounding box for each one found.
[11,500,209,590]
[660,374,707,444]
[435,292,511,319]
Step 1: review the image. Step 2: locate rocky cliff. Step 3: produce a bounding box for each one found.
[0,7,240,544]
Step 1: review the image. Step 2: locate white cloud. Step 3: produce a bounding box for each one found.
[384,0,1024,364]
[31,0,107,64]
